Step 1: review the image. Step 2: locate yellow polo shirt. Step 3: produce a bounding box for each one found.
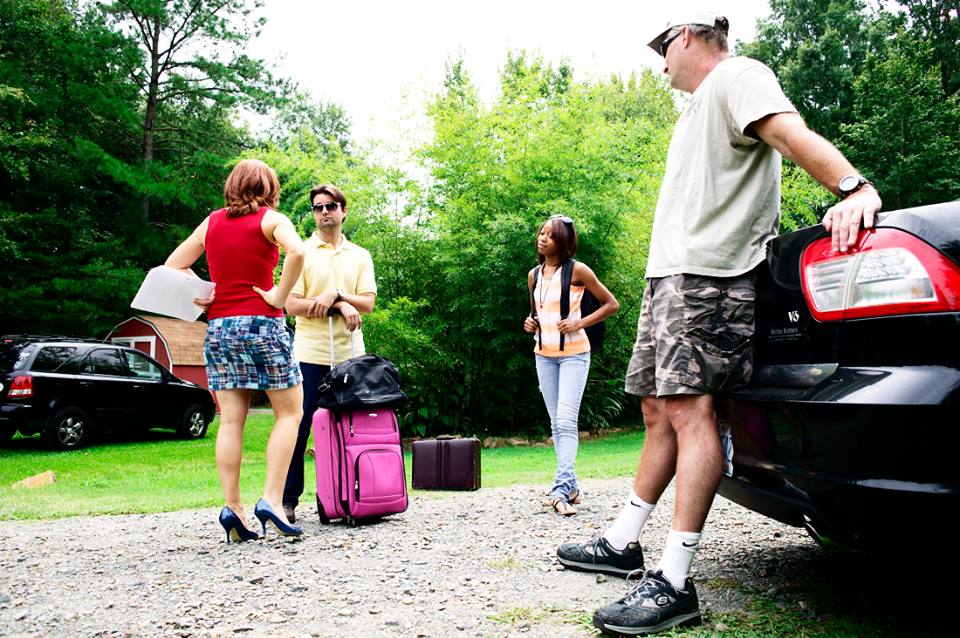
[291,234,377,365]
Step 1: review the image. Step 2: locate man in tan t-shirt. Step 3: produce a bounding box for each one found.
[557,11,882,635]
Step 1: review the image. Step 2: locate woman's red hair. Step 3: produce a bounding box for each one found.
[223,159,280,217]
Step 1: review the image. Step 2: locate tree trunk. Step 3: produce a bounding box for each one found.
[140,16,161,224]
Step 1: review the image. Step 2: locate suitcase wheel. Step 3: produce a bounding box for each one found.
[316,495,330,525]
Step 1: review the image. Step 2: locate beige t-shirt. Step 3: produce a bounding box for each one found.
[292,234,377,365]
[645,56,798,279]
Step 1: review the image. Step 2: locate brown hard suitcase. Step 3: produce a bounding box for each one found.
[411,435,481,490]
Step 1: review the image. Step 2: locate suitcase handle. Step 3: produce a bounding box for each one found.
[327,309,357,366]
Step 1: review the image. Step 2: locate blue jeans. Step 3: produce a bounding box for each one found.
[535,352,590,499]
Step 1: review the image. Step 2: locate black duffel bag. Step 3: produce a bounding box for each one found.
[314,309,407,410]
[316,353,407,410]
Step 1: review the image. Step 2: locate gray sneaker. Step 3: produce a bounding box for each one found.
[592,569,701,636]
[556,536,644,578]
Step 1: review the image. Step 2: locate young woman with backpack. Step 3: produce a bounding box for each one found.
[523,215,620,515]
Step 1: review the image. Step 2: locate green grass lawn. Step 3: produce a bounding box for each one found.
[0,414,646,520]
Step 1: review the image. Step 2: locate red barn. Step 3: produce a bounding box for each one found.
[107,316,209,389]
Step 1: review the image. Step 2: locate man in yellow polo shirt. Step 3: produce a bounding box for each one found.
[282,183,377,522]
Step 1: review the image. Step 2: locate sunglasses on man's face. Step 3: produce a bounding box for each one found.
[312,201,341,213]
[659,28,682,57]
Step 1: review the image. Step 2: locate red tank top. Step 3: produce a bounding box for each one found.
[204,207,282,319]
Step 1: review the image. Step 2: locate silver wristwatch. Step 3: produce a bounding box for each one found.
[838,174,871,199]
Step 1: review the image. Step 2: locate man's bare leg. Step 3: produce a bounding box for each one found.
[632,396,679,502]
[555,397,680,574]
[655,393,719,590]
[603,396,678,550]
[666,394,720,532]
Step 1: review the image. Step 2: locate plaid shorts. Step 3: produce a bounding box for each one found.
[625,271,756,397]
[204,316,302,391]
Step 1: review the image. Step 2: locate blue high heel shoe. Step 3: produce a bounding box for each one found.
[219,507,260,543]
[254,498,303,538]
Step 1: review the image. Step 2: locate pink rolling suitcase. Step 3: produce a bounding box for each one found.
[313,317,408,525]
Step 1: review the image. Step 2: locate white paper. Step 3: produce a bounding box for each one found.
[130,266,216,322]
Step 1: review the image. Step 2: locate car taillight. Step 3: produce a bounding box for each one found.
[801,228,960,322]
[8,375,33,397]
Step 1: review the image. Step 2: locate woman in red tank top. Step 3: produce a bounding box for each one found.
[165,159,307,542]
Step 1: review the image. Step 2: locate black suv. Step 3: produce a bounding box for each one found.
[0,335,215,450]
[717,201,960,548]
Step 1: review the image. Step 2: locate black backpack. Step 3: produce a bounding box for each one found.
[529,258,606,352]
[316,354,407,410]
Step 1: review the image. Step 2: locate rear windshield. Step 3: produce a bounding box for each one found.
[0,341,36,372]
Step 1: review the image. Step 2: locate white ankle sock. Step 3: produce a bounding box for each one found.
[657,529,701,590]
[604,490,655,550]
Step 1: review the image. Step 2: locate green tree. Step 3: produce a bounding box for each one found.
[779,165,828,233]
[267,90,352,154]
[0,0,278,336]
[100,0,285,222]
[403,56,676,436]
[841,36,960,208]
[738,0,892,141]
[0,0,147,336]
[740,0,959,208]
[885,0,960,97]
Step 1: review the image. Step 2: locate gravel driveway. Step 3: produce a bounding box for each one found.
[0,479,820,637]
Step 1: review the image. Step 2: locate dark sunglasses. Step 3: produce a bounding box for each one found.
[548,214,574,225]
[312,201,341,212]
[659,28,682,57]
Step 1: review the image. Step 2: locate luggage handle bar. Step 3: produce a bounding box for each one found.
[326,307,357,367]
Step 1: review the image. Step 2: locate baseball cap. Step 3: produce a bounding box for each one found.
[647,11,729,55]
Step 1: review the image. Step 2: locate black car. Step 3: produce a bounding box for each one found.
[717,201,960,548]
[0,336,216,450]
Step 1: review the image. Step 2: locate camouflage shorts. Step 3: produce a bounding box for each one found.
[624,272,756,397]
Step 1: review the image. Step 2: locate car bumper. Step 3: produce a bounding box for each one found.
[718,364,960,547]
[718,469,960,547]
[0,402,37,432]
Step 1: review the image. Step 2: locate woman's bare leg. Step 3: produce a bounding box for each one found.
[215,389,252,525]
[261,384,304,524]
